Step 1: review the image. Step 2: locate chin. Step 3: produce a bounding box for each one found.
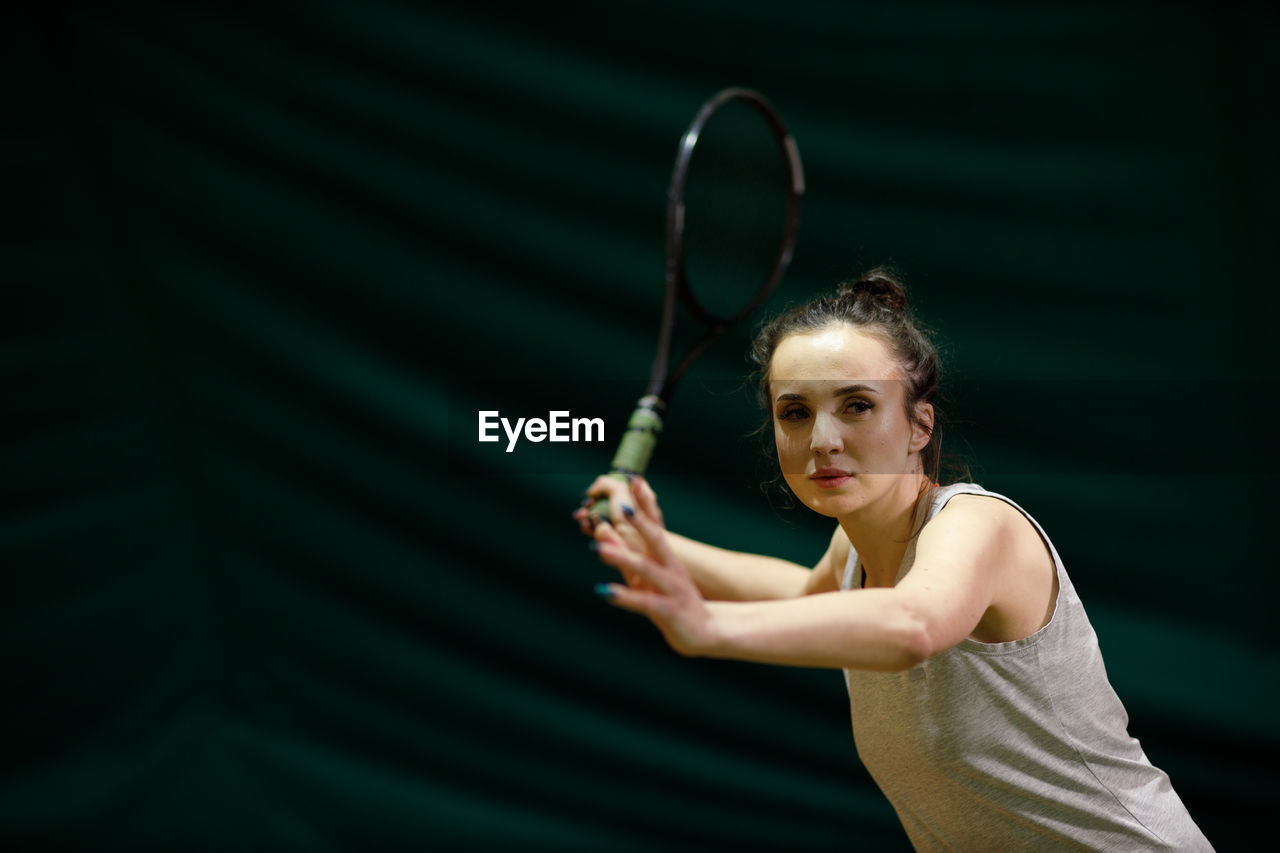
[793,486,864,519]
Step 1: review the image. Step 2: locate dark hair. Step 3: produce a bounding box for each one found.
[749,266,952,484]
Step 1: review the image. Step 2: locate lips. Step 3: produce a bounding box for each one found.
[809,467,853,489]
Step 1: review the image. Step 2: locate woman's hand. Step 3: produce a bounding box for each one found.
[572,473,645,537]
[588,477,717,658]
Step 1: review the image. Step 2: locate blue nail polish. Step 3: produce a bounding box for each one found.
[587,541,599,552]
[622,505,635,518]
[594,583,615,599]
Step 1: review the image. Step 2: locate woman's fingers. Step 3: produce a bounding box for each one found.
[585,474,626,497]
[572,507,595,537]
[613,518,645,552]
[581,477,674,592]
[579,474,663,526]
[620,496,676,567]
[632,476,664,525]
[579,475,641,529]
[596,583,664,618]
[592,523,645,588]
[591,490,709,659]
[585,475,630,505]
[593,516,645,555]
[593,520,624,547]
[596,540,676,594]
[608,493,636,529]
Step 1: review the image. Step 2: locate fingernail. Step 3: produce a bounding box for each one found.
[587,541,599,552]
[622,505,635,518]
[594,583,616,599]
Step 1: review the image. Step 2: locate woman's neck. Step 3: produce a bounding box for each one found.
[837,473,931,587]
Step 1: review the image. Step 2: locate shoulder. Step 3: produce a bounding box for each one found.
[830,522,851,553]
[830,523,852,571]
[807,524,851,594]
[915,492,1032,570]
[919,490,1059,644]
[927,490,1020,531]
[933,491,1025,530]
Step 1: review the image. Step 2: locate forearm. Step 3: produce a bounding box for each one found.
[704,589,930,672]
[665,531,811,601]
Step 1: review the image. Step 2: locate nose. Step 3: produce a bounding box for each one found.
[809,411,843,457]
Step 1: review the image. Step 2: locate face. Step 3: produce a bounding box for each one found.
[768,324,933,519]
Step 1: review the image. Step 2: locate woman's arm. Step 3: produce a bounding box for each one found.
[660,531,808,600]
[663,524,845,601]
[596,488,1024,672]
[578,476,844,601]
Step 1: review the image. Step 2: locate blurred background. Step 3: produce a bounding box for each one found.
[6,2,1277,849]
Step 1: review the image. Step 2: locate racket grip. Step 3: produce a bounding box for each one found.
[589,395,664,521]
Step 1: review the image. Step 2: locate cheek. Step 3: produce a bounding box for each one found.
[773,427,794,463]
[773,425,809,473]
[868,424,896,453]
[867,410,911,451]
[772,422,793,453]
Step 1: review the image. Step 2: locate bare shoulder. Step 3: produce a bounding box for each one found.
[805,524,850,595]
[828,523,852,571]
[919,492,1026,553]
[939,492,1018,519]
[922,492,1057,642]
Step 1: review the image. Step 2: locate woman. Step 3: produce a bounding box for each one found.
[573,269,1213,852]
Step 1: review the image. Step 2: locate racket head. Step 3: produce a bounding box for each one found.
[666,88,805,333]
[590,88,804,523]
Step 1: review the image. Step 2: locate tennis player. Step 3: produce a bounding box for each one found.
[574,269,1213,851]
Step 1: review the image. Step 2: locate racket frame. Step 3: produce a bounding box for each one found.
[590,87,804,522]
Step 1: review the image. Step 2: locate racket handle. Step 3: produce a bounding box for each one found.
[589,395,664,521]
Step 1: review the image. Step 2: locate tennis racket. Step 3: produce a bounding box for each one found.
[589,87,805,522]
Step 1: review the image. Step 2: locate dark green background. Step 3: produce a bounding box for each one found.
[6,3,1277,850]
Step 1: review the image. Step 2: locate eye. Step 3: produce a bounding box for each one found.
[845,398,874,415]
[777,406,809,422]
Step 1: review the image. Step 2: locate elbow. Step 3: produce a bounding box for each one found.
[898,623,932,671]
[889,608,933,672]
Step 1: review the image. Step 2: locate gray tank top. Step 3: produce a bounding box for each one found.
[841,483,1213,852]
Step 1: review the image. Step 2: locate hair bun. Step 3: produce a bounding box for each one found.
[836,268,909,314]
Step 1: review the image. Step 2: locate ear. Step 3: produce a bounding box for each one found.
[909,401,934,454]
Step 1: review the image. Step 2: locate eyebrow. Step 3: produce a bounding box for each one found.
[774,384,879,404]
